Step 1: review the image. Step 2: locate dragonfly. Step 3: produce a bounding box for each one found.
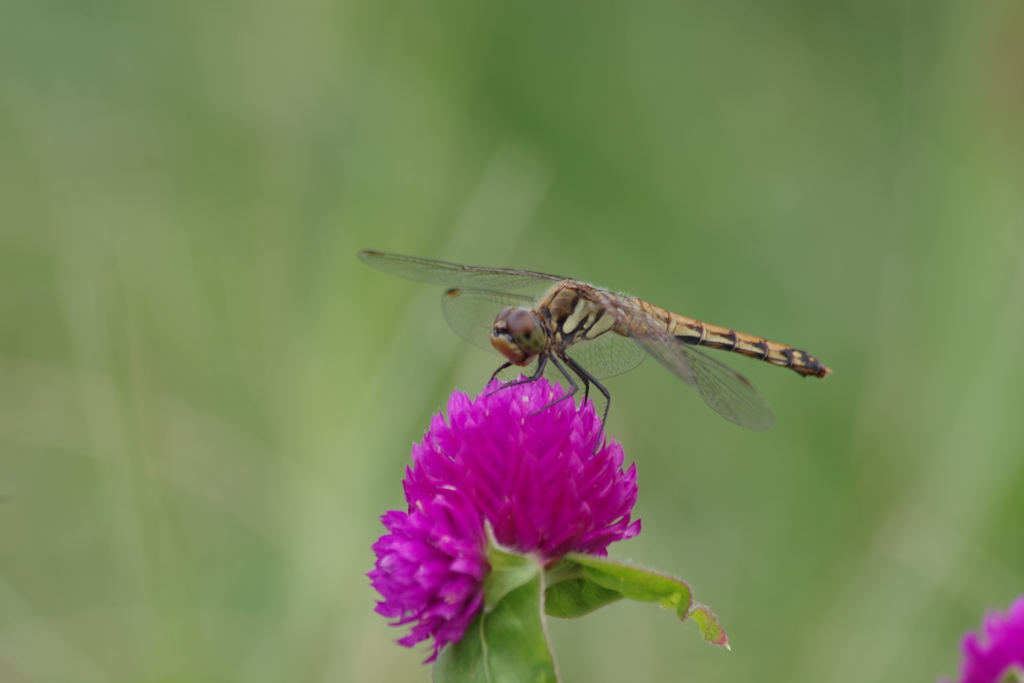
[358,250,831,431]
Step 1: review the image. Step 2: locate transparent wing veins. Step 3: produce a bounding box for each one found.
[564,332,646,380]
[597,294,775,431]
[440,288,534,353]
[358,250,565,290]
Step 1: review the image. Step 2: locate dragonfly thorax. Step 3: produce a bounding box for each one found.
[491,306,548,366]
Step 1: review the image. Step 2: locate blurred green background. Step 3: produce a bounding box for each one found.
[2,0,1023,681]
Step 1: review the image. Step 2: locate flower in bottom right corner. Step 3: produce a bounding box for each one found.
[945,597,1024,683]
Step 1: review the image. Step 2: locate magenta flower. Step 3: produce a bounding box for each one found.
[945,597,1024,683]
[368,377,641,660]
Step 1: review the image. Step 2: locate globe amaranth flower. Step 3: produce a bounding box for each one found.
[368,377,641,661]
[945,597,1024,683]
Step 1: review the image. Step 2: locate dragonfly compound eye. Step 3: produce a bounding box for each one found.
[507,309,547,354]
[494,306,515,324]
[490,307,546,365]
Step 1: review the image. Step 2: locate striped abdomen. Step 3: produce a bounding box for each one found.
[636,300,832,378]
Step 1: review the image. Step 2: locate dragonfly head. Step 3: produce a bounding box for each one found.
[491,307,548,366]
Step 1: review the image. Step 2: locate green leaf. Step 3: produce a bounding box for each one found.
[687,603,729,648]
[1000,668,1024,683]
[483,543,540,611]
[545,553,729,648]
[545,577,623,618]
[433,572,558,683]
[566,553,694,613]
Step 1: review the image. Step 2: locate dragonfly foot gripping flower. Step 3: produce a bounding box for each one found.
[369,378,728,678]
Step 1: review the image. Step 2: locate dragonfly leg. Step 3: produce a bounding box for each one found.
[490,362,513,382]
[563,354,611,426]
[559,354,591,407]
[487,356,548,396]
[530,356,579,415]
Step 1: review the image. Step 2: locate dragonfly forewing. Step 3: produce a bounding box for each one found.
[358,251,563,290]
[440,288,534,352]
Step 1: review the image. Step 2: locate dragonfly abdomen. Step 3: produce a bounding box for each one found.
[653,307,831,379]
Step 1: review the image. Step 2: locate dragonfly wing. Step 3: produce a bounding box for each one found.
[440,288,535,353]
[605,297,775,431]
[675,345,775,431]
[359,250,564,290]
[565,333,647,380]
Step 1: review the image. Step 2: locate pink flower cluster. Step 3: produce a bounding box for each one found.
[368,378,641,660]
